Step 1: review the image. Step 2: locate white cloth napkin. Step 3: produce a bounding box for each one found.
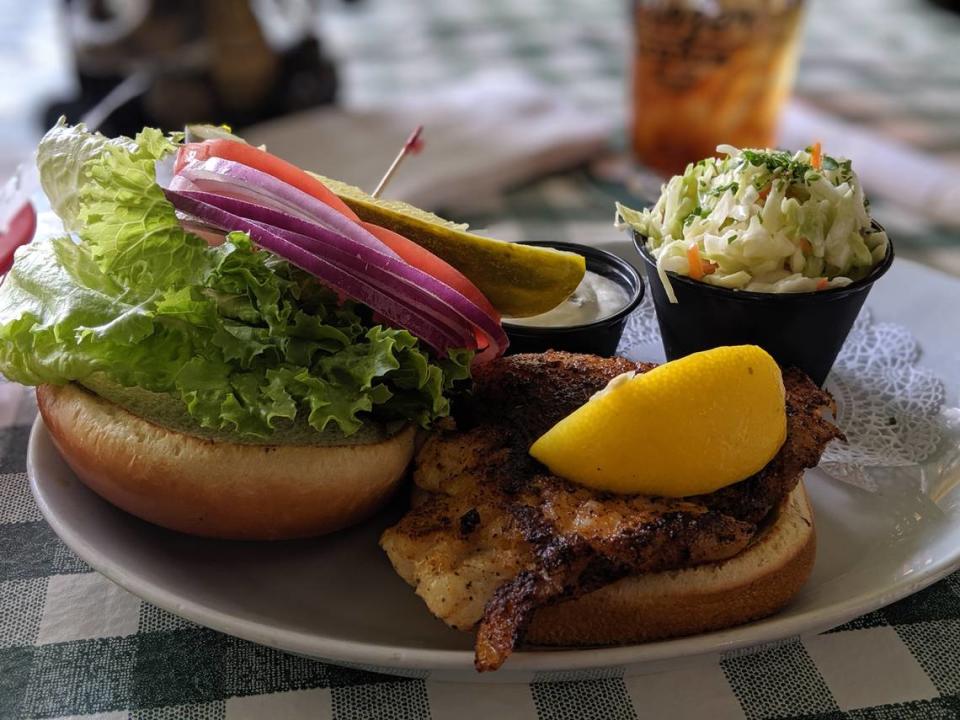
[243,71,616,212]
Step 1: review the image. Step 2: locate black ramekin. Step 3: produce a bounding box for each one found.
[502,241,645,357]
[633,225,894,385]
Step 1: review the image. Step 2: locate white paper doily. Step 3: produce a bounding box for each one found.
[617,300,948,490]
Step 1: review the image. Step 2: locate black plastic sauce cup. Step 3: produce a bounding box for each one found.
[633,225,894,386]
[502,241,645,357]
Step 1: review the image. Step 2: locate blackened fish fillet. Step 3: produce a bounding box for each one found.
[381,351,842,671]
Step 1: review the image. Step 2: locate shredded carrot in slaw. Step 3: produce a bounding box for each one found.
[687,245,704,280]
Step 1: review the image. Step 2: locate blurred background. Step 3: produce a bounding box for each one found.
[1,0,959,273]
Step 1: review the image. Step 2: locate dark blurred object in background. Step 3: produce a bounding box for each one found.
[43,0,354,136]
[928,0,960,13]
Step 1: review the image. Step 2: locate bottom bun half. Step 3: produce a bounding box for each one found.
[526,482,816,646]
[37,383,416,540]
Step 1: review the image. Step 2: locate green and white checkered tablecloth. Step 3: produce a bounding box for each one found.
[2,0,960,718]
[2,381,960,717]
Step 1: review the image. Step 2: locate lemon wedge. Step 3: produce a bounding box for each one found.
[311,174,585,317]
[529,346,787,497]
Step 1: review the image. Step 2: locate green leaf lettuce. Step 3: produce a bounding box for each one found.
[0,122,472,439]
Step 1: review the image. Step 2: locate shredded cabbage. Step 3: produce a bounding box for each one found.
[616,146,887,302]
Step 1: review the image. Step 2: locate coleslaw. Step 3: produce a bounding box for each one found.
[616,145,888,302]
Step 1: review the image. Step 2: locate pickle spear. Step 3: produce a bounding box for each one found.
[312,174,585,318]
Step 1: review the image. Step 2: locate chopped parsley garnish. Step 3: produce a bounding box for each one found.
[741,148,817,185]
[706,181,739,197]
[683,205,708,225]
[741,148,794,170]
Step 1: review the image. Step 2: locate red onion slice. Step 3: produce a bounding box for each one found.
[167,189,508,358]
[163,189,473,354]
[175,157,401,260]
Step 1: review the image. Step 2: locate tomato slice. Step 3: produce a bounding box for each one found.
[175,140,359,221]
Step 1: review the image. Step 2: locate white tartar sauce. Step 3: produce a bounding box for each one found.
[506,271,631,328]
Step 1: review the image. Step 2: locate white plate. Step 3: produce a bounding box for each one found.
[27,416,960,683]
[26,258,960,683]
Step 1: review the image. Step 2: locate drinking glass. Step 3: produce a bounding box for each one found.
[631,0,807,176]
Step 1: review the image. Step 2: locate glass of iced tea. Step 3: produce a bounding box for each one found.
[631,0,806,176]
